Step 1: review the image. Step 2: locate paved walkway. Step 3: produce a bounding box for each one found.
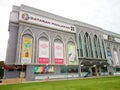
[0,75,115,85]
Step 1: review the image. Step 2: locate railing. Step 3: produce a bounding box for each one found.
[84,71,90,77]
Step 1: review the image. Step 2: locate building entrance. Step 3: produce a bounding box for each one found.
[92,67,96,76]
[91,66,101,76]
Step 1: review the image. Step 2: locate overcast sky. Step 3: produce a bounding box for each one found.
[0,0,120,61]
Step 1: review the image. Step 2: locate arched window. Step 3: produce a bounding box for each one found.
[83,32,94,58]
[94,35,98,58]
[113,48,119,65]
[54,37,64,65]
[84,33,89,57]
[119,48,120,55]
[88,36,93,57]
[79,34,83,57]
[102,40,106,58]
[68,41,77,65]
[98,39,102,58]
[21,34,33,64]
[38,37,49,64]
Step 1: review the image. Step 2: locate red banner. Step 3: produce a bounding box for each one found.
[38,58,49,64]
[55,58,64,64]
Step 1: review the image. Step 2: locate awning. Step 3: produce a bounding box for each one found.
[81,61,109,66]
[2,64,16,70]
[92,61,101,66]
[100,61,109,66]
[81,61,93,66]
[2,64,25,70]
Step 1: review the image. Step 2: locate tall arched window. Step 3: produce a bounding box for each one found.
[79,34,83,57]
[84,32,89,57]
[88,36,93,57]
[54,37,64,65]
[94,35,98,58]
[102,40,106,58]
[21,34,33,64]
[98,39,102,58]
[119,48,120,56]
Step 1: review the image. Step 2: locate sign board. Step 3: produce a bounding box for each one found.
[19,11,76,33]
[20,72,25,78]
[34,66,54,74]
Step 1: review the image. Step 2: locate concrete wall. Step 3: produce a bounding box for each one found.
[5,23,18,64]
[26,65,79,81]
[4,70,20,78]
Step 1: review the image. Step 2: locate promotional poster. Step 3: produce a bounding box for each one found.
[68,44,77,65]
[54,42,64,64]
[38,40,49,64]
[21,38,32,64]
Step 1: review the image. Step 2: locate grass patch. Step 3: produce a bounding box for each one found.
[0,76,120,90]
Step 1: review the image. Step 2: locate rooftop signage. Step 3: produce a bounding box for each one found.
[19,11,76,33]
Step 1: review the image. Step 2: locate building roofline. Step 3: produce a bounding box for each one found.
[102,29,120,38]
[20,4,74,25]
[12,4,120,37]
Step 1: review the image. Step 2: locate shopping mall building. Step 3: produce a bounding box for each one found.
[3,5,120,81]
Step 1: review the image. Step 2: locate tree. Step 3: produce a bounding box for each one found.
[0,61,4,68]
[0,61,4,79]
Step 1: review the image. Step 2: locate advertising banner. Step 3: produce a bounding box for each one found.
[38,40,49,64]
[114,51,119,65]
[54,42,64,64]
[34,66,54,74]
[107,48,112,57]
[68,44,77,65]
[21,38,32,64]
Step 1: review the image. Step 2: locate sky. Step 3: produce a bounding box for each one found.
[0,0,120,61]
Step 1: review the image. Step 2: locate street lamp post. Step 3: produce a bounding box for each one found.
[46,64,48,81]
[79,60,82,78]
[20,63,24,83]
[66,64,68,80]
[80,64,84,78]
[22,63,23,73]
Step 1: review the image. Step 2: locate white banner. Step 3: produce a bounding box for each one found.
[54,42,64,64]
[113,51,119,65]
[54,42,63,58]
[38,40,49,64]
